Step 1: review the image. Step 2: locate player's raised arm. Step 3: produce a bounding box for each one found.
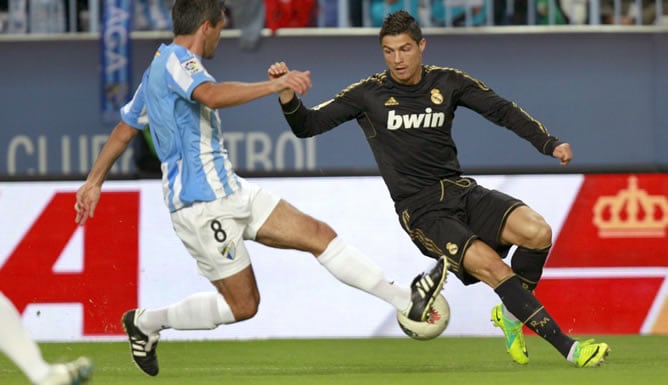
[192,67,311,109]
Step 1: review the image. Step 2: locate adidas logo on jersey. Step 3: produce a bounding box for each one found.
[387,108,445,130]
[384,97,399,106]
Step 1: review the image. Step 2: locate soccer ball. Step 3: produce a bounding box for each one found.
[396,293,450,341]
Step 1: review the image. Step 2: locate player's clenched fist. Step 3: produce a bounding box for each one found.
[268,61,312,96]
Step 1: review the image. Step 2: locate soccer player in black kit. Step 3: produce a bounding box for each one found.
[271,10,610,368]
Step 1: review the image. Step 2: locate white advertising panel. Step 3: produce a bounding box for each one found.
[1,174,666,341]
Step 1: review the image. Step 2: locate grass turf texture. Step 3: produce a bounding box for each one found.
[1,336,666,385]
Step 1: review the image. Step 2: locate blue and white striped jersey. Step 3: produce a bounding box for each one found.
[121,43,240,212]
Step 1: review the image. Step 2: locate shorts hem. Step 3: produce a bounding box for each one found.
[200,257,252,282]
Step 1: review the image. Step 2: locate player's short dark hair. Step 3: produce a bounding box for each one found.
[379,10,423,44]
[172,0,226,35]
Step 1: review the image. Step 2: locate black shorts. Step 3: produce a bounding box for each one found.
[394,177,524,285]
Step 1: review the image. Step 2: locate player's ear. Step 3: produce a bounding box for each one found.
[199,18,214,35]
[419,38,427,53]
[201,20,210,33]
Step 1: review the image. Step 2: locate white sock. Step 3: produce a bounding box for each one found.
[567,341,579,362]
[318,237,411,311]
[138,292,236,333]
[502,304,521,323]
[0,293,51,384]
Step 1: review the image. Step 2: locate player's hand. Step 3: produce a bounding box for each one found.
[74,182,101,225]
[268,61,311,94]
[268,61,289,80]
[275,71,312,95]
[552,142,573,165]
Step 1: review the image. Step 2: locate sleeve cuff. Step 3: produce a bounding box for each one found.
[543,138,563,155]
[280,95,301,115]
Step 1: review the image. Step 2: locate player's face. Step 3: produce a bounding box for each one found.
[381,33,425,85]
[202,13,227,59]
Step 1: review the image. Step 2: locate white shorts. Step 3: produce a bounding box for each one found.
[170,178,280,281]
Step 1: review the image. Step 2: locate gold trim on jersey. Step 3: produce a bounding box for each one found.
[283,99,302,115]
[313,99,334,111]
[513,102,550,135]
[361,111,377,139]
[541,138,557,154]
[426,65,555,153]
[425,65,490,91]
[335,72,385,99]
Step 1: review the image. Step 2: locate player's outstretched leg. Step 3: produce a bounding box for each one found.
[571,339,610,368]
[491,304,529,365]
[121,309,160,376]
[39,357,94,385]
[406,256,448,321]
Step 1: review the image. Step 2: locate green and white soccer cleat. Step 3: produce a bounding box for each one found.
[491,304,529,365]
[39,357,94,385]
[573,339,610,368]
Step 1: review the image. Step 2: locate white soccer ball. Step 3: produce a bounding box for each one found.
[396,293,450,341]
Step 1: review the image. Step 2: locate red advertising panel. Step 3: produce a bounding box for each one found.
[540,174,668,334]
[536,276,664,334]
[548,174,668,268]
[0,191,139,336]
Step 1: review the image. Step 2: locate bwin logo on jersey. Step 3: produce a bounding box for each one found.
[387,108,445,130]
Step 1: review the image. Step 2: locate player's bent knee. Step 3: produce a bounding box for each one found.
[305,219,337,254]
[530,222,552,249]
[314,219,337,238]
[229,298,260,321]
[518,217,552,249]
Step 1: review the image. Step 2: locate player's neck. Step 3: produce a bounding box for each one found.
[173,35,204,57]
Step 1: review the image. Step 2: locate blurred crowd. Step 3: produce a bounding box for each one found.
[1,0,666,37]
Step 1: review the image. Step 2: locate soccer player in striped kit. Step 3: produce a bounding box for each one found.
[75,0,446,377]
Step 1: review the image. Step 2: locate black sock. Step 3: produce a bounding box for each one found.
[511,246,550,291]
[495,275,574,358]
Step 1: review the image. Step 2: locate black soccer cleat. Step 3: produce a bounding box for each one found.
[406,256,448,321]
[121,309,160,376]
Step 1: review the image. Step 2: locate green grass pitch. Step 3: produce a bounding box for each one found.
[1,336,666,385]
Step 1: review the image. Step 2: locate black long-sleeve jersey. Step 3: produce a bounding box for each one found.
[281,65,563,203]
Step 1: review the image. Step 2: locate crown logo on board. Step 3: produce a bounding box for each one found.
[592,176,668,238]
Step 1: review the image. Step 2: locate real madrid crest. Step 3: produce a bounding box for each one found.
[430,89,444,105]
